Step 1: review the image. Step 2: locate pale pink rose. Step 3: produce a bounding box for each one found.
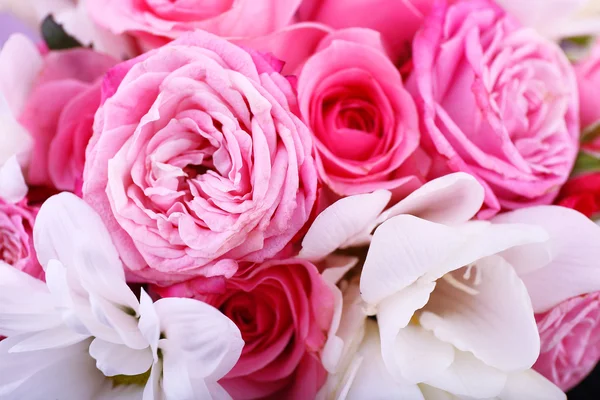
[576,40,600,131]
[87,0,303,50]
[534,293,600,391]
[18,48,117,193]
[296,28,423,196]
[83,31,318,284]
[0,198,42,279]
[409,0,579,217]
[297,0,439,63]
[154,259,335,399]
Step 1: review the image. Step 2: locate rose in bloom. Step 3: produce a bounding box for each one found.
[575,40,600,131]
[409,0,579,216]
[0,199,40,279]
[83,31,318,284]
[556,173,600,218]
[297,0,437,62]
[296,28,422,196]
[0,158,43,280]
[0,34,117,193]
[534,293,600,391]
[154,258,335,399]
[87,0,303,50]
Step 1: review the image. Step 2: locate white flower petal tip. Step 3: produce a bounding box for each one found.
[494,205,600,312]
[379,172,485,225]
[300,190,391,261]
[0,155,28,203]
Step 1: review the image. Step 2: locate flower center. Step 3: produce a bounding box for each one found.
[110,367,152,388]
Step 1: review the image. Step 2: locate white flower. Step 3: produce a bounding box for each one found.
[0,193,244,399]
[304,173,600,399]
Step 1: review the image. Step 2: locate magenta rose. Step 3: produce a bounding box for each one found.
[534,293,600,391]
[18,48,117,193]
[298,0,437,62]
[154,258,335,399]
[83,31,318,284]
[296,28,423,196]
[87,0,303,50]
[0,198,42,279]
[409,0,579,216]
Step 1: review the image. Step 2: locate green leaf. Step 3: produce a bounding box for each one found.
[41,15,84,51]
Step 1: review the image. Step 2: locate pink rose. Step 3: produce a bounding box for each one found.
[0,198,42,279]
[154,259,335,399]
[297,0,437,63]
[575,40,600,131]
[87,0,303,50]
[297,28,423,196]
[534,293,600,391]
[83,31,318,284]
[409,0,579,216]
[18,48,117,193]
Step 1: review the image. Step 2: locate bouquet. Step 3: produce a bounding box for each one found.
[2,0,600,399]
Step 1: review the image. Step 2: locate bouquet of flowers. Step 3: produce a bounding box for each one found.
[2,0,600,398]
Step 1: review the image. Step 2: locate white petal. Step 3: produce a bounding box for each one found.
[0,262,61,336]
[154,297,243,382]
[424,350,507,398]
[8,325,89,352]
[418,256,540,372]
[322,283,367,374]
[361,216,548,305]
[0,33,43,117]
[0,337,104,400]
[0,155,27,203]
[0,93,32,174]
[377,281,454,384]
[321,254,360,286]
[139,289,160,362]
[493,205,600,312]
[160,338,196,400]
[89,338,153,377]
[499,369,566,400]
[417,385,459,400]
[378,173,484,226]
[34,193,146,347]
[346,320,425,400]
[300,190,391,261]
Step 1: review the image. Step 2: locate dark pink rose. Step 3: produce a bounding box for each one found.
[0,198,42,279]
[18,48,117,193]
[297,28,423,196]
[83,31,318,284]
[409,0,579,217]
[535,293,600,391]
[154,258,335,399]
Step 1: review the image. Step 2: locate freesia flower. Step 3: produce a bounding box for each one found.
[0,192,243,398]
[303,172,600,398]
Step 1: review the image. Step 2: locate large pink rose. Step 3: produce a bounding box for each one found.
[87,0,303,49]
[18,48,117,193]
[83,31,318,284]
[154,259,334,399]
[409,0,579,216]
[534,293,600,391]
[297,0,437,62]
[297,28,423,196]
[0,198,42,279]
